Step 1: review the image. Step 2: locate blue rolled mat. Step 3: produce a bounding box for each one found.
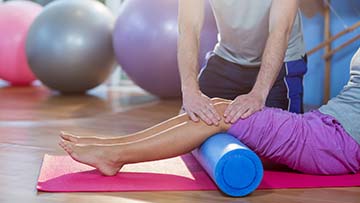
[192,133,264,197]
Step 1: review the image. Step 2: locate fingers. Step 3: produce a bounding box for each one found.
[224,98,239,117]
[224,94,264,123]
[185,105,220,125]
[224,97,244,122]
[197,109,213,125]
[225,103,249,123]
[205,105,221,125]
[186,110,200,122]
[200,104,220,125]
[207,103,221,121]
[224,101,232,117]
[241,107,257,119]
[230,107,249,123]
[183,92,222,125]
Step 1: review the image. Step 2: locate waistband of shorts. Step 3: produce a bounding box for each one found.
[311,110,342,126]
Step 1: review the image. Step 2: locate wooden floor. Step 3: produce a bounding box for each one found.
[0,86,359,203]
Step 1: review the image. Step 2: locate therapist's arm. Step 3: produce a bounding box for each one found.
[178,0,220,125]
[224,0,299,123]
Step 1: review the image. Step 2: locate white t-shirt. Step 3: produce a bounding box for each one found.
[209,0,306,66]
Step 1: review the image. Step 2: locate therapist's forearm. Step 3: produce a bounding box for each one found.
[177,0,205,95]
[251,30,289,98]
[252,0,298,99]
[177,32,201,94]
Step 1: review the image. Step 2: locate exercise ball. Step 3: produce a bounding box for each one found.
[0,1,42,86]
[26,0,115,93]
[113,0,217,98]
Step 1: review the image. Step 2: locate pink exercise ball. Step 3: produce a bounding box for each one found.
[0,1,42,86]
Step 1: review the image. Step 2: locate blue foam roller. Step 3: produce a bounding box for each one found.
[192,133,263,197]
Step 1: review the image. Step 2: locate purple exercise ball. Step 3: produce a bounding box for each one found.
[113,0,217,98]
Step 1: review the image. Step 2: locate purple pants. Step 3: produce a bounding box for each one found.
[228,108,360,175]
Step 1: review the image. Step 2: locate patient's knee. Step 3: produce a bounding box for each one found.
[213,102,228,113]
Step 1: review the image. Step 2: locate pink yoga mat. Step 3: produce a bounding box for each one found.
[37,154,360,192]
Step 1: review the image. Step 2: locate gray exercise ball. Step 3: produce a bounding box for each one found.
[26,0,115,93]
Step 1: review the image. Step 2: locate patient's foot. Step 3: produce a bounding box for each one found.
[60,132,118,144]
[59,140,124,176]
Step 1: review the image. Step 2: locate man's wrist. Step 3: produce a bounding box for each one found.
[250,85,269,101]
[181,83,200,96]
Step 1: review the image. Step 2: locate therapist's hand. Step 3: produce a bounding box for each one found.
[224,91,266,123]
[182,90,221,125]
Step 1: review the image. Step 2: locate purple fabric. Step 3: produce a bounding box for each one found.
[228,108,360,175]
